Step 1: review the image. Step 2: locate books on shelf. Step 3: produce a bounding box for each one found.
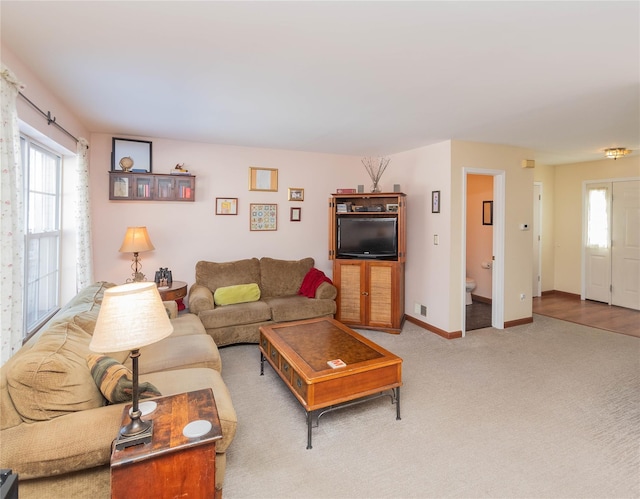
[170,170,191,175]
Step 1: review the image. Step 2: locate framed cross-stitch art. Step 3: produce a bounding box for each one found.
[216,198,238,215]
[250,203,277,231]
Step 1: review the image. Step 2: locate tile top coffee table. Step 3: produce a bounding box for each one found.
[259,317,402,449]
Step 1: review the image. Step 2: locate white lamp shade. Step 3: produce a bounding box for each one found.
[90,282,173,353]
[119,226,155,253]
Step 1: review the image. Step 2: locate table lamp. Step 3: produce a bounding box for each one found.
[119,226,155,282]
[90,282,173,449]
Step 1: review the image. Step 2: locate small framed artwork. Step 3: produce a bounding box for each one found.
[250,203,277,231]
[249,167,278,192]
[216,197,238,215]
[483,200,493,225]
[288,187,304,201]
[112,138,152,172]
[290,207,302,221]
[432,190,440,213]
[386,203,399,212]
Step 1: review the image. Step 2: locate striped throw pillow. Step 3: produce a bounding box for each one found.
[87,354,161,404]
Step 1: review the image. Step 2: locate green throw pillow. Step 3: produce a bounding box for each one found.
[87,354,161,404]
[214,283,261,306]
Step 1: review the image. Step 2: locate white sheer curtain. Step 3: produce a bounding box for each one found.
[75,137,94,290]
[0,64,25,365]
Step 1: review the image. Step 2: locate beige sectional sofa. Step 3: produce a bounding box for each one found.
[189,257,338,346]
[0,281,237,499]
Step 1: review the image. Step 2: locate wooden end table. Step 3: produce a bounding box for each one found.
[157,280,187,302]
[110,389,222,499]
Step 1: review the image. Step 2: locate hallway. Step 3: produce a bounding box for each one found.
[533,292,640,338]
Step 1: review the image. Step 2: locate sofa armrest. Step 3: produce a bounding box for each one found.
[163,300,178,319]
[315,281,338,300]
[188,283,215,314]
[0,404,123,479]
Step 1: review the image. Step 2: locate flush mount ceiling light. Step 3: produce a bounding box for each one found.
[604,147,631,160]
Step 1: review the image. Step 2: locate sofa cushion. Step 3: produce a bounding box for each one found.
[214,283,261,306]
[6,322,105,422]
[260,257,314,298]
[86,354,161,403]
[196,258,261,294]
[264,295,337,322]
[199,300,272,329]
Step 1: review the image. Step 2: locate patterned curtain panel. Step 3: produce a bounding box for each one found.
[76,137,94,290]
[0,64,25,366]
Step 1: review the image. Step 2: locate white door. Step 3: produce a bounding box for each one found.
[532,183,542,297]
[585,183,612,303]
[611,180,640,310]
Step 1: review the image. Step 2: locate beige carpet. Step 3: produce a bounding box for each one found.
[219,315,640,498]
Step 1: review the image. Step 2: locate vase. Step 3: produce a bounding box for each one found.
[370,182,381,193]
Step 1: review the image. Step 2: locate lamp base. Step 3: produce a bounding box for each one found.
[114,420,154,450]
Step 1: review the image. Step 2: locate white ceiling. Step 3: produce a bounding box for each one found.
[2,1,638,165]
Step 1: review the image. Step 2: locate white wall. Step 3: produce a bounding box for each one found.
[389,141,453,332]
[89,134,370,285]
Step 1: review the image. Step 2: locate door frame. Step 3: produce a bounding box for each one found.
[533,182,542,297]
[462,168,505,336]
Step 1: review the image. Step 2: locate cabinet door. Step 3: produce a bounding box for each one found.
[367,262,394,328]
[131,175,153,200]
[110,174,131,200]
[174,177,195,201]
[155,177,175,200]
[334,260,366,325]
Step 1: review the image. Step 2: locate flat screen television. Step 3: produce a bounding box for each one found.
[337,217,397,259]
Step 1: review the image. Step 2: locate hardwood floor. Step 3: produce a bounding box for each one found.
[532,292,640,338]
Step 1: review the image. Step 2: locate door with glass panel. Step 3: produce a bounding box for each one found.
[585,180,640,310]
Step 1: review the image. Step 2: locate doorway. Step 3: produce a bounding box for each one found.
[584,179,640,310]
[463,169,505,335]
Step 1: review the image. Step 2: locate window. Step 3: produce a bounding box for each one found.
[21,136,61,335]
[587,187,609,248]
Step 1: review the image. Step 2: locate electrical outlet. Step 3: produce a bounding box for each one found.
[520,293,526,301]
[414,302,421,314]
[420,305,427,317]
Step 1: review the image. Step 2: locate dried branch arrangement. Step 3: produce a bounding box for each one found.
[361,156,391,192]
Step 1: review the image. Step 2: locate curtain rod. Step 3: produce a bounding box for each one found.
[18,91,81,145]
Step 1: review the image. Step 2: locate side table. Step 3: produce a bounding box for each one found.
[157,280,187,311]
[110,389,222,499]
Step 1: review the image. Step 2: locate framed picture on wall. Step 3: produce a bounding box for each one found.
[290,207,301,221]
[432,190,440,213]
[216,197,238,215]
[249,167,278,191]
[112,138,152,172]
[288,188,304,201]
[250,203,277,231]
[483,200,493,225]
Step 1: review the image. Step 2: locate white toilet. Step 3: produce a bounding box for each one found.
[465,277,476,305]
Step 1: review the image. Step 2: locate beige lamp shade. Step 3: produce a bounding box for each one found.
[90,282,173,353]
[119,226,155,253]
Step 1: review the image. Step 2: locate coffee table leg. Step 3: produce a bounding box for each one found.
[306,411,314,449]
[395,387,401,420]
[260,352,265,376]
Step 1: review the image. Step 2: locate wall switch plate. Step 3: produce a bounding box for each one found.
[434,234,439,245]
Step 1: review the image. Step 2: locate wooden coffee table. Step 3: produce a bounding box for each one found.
[259,317,402,449]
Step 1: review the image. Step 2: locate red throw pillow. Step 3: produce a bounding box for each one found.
[298,268,332,298]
